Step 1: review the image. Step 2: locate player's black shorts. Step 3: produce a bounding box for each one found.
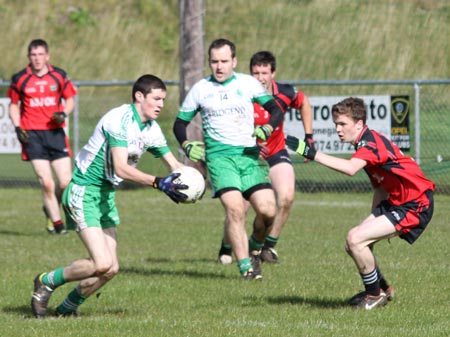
[23,129,72,161]
[266,149,292,168]
[373,189,434,244]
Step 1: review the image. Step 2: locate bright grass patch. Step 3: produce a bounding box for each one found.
[0,189,449,337]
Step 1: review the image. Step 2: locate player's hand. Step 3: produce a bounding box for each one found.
[15,127,29,144]
[286,135,317,160]
[183,141,205,162]
[51,112,67,125]
[303,134,315,163]
[253,125,272,141]
[153,173,188,203]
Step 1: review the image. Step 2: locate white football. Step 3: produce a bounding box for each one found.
[172,166,206,203]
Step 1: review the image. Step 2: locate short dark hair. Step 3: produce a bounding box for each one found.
[332,97,367,125]
[28,39,49,54]
[249,51,276,73]
[132,74,166,102]
[208,38,236,59]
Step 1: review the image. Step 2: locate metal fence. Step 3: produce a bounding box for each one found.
[1,79,449,193]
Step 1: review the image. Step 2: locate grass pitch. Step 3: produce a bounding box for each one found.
[0,188,449,337]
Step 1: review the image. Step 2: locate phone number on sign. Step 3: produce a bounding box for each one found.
[315,140,354,152]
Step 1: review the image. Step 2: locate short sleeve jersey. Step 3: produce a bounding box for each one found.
[177,72,273,159]
[7,64,78,130]
[353,126,435,205]
[253,80,305,156]
[72,104,170,187]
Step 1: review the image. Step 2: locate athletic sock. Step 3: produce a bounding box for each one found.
[376,266,389,291]
[361,268,380,296]
[238,257,252,275]
[53,220,64,231]
[249,234,264,251]
[56,288,86,314]
[219,240,232,255]
[263,235,278,249]
[42,267,66,288]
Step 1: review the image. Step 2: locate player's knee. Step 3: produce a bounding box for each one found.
[277,194,294,212]
[258,198,277,218]
[94,260,114,276]
[227,208,245,223]
[59,178,71,191]
[344,241,352,255]
[104,264,119,281]
[40,177,56,193]
[345,229,359,253]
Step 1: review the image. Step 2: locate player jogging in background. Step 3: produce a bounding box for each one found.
[218,50,314,264]
[286,97,435,310]
[8,39,77,235]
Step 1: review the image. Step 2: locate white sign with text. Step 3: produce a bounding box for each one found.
[284,95,391,154]
[0,98,22,153]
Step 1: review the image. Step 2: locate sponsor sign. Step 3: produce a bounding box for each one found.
[284,95,409,154]
[0,98,21,153]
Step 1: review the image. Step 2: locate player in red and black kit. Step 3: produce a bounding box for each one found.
[218,51,314,264]
[8,39,78,235]
[286,97,435,310]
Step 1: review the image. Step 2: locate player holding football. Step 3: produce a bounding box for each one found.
[31,74,188,318]
[286,97,435,310]
[218,51,314,264]
[8,39,78,234]
[173,39,284,280]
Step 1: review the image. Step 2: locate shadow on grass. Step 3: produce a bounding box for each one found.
[121,266,230,279]
[0,229,37,237]
[3,304,131,319]
[145,257,213,264]
[267,295,349,309]
[2,305,35,319]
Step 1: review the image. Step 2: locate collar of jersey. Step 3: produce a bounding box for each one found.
[26,63,54,76]
[209,73,236,85]
[131,103,152,130]
[355,125,369,149]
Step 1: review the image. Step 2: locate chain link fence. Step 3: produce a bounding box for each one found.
[1,79,449,193]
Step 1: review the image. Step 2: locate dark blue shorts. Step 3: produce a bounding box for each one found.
[266,149,292,168]
[22,129,72,161]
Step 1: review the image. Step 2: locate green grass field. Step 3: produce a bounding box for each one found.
[0,188,449,337]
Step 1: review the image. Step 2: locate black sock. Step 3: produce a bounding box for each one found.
[376,266,389,291]
[219,239,232,256]
[263,235,278,249]
[361,268,380,296]
[53,220,64,230]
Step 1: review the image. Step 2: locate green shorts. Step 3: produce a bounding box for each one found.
[62,182,120,232]
[207,155,271,198]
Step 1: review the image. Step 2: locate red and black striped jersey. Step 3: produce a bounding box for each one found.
[253,80,305,156]
[7,63,77,130]
[353,126,435,205]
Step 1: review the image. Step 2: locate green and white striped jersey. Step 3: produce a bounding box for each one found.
[177,72,273,159]
[72,103,170,186]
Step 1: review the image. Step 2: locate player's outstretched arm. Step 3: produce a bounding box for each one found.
[314,152,366,176]
[286,135,366,176]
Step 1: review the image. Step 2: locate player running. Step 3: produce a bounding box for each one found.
[286,97,435,310]
[31,74,188,318]
[174,39,284,280]
[218,50,314,264]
